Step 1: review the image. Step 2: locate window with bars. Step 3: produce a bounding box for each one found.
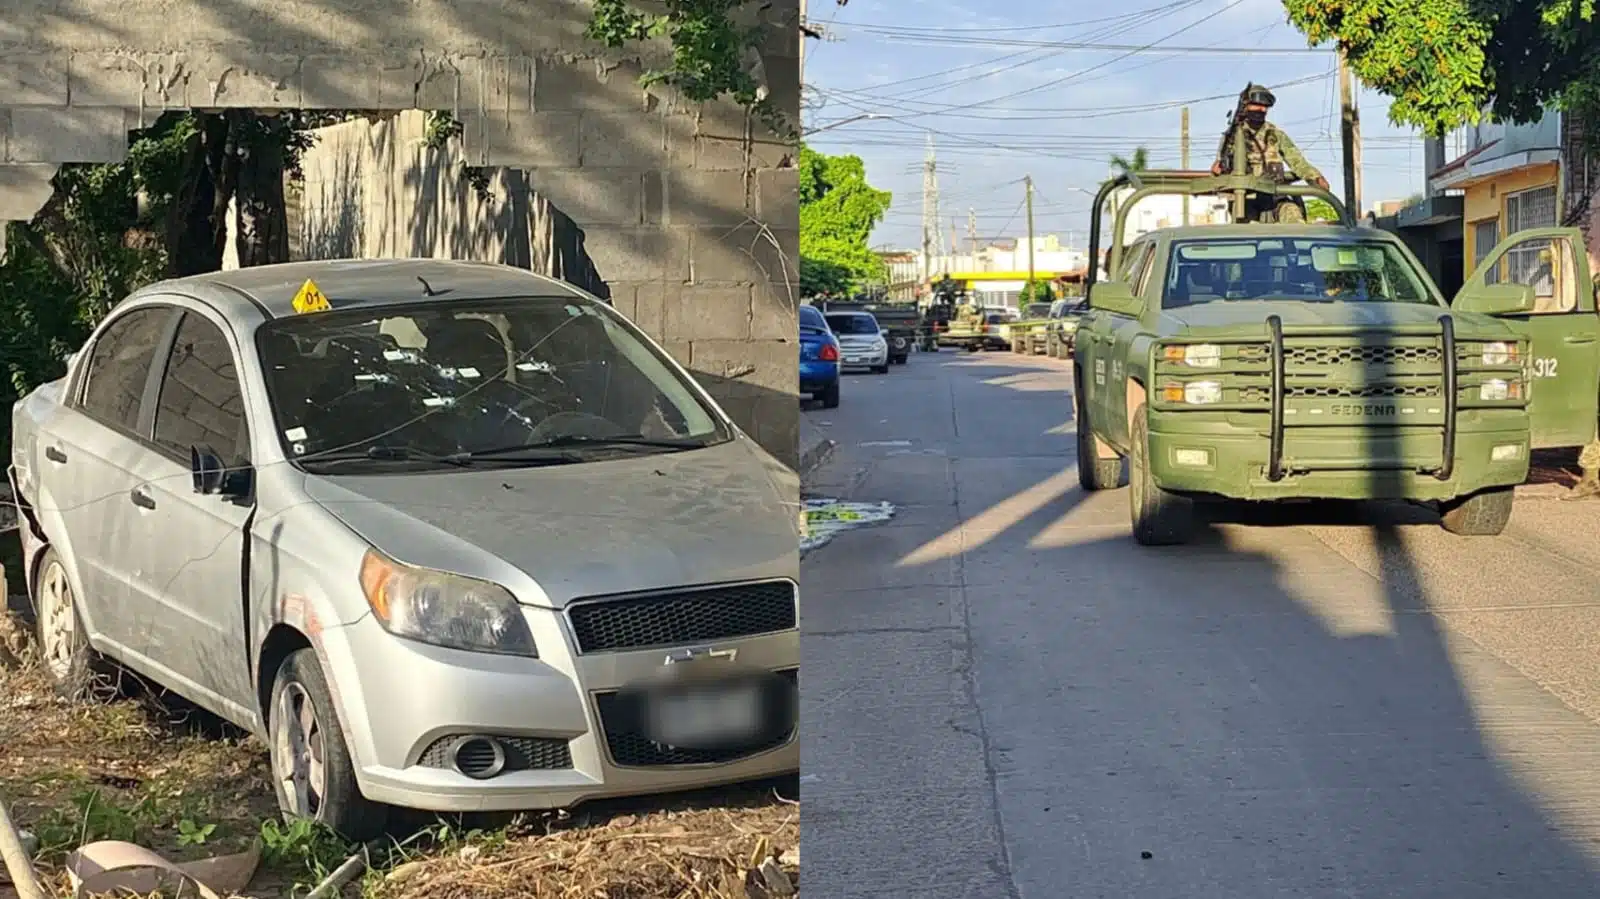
[1503,185,1559,297]
[1473,219,1500,284]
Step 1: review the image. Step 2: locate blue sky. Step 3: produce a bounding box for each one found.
[801,0,1428,250]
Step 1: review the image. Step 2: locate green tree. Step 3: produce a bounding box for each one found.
[1020,280,1056,304]
[1281,0,1600,140]
[799,144,892,299]
[1109,146,1151,176]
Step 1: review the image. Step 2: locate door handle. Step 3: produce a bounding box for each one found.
[129,487,156,510]
[44,445,67,463]
[1562,335,1596,345]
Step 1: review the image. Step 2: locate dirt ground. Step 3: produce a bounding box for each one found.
[0,643,799,899]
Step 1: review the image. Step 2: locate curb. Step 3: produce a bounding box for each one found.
[798,437,838,483]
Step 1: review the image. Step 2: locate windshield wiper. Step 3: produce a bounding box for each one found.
[297,445,478,467]
[467,435,709,457]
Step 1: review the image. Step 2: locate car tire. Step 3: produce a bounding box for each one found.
[267,649,389,841]
[820,381,841,408]
[872,363,890,374]
[30,548,116,701]
[1074,372,1127,491]
[966,344,980,353]
[1438,486,1514,536]
[1129,404,1195,545]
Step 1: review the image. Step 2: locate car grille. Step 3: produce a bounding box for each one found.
[416,735,573,771]
[567,581,797,654]
[593,668,798,767]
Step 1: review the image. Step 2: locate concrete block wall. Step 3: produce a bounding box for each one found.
[0,0,801,466]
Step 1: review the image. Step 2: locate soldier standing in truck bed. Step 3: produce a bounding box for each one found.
[1211,84,1330,224]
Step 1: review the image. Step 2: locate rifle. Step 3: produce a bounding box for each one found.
[1215,83,1252,177]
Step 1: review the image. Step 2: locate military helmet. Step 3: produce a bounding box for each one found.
[1245,84,1276,108]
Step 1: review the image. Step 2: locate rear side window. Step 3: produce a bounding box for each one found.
[78,306,173,434]
[800,306,828,330]
[153,313,250,463]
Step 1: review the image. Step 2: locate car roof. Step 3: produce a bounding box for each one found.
[136,258,590,320]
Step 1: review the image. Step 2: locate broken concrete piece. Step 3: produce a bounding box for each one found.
[65,838,261,899]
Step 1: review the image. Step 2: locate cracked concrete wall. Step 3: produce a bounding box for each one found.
[0,0,801,465]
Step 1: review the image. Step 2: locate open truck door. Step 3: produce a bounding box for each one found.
[1454,227,1600,450]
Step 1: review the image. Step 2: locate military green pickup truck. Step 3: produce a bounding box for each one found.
[1011,302,1056,355]
[1073,170,1600,545]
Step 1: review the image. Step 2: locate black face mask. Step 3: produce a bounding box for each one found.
[1243,110,1267,127]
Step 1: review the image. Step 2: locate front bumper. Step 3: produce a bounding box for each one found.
[324,609,799,813]
[1147,411,1530,502]
[839,345,889,367]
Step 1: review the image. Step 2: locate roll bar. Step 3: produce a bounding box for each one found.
[1084,168,1355,288]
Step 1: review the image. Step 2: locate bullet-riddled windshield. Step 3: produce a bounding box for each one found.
[1162,237,1437,309]
[256,296,729,472]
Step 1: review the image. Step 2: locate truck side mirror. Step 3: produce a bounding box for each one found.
[1088,281,1145,318]
[1454,282,1535,316]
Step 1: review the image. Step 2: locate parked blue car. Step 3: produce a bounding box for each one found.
[799,304,841,408]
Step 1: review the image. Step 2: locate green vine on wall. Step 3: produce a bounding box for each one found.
[586,0,792,139]
[422,112,496,200]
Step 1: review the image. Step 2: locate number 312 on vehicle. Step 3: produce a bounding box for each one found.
[1532,357,1559,379]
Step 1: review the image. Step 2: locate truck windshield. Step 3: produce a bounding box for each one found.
[1162,237,1435,309]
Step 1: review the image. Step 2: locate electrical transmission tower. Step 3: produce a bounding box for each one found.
[920,135,939,283]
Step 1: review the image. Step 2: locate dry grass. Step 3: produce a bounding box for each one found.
[0,630,798,899]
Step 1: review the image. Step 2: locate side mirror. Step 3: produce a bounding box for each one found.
[1454,282,1535,316]
[880,328,889,336]
[191,444,251,497]
[1088,281,1145,318]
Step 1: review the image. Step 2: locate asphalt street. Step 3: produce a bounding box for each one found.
[800,348,1600,899]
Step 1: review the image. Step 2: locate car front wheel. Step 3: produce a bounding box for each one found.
[820,381,841,408]
[268,649,388,840]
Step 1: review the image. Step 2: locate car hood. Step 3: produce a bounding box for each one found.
[300,438,798,608]
[1162,300,1509,338]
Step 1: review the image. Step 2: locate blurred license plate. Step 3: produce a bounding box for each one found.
[846,356,866,364]
[646,682,763,749]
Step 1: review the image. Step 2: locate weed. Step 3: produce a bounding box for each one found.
[260,817,356,889]
[177,818,217,846]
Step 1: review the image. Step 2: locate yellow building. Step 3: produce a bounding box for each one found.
[1427,112,1563,282]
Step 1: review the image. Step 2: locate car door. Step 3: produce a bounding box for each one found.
[1081,242,1152,425]
[37,303,180,651]
[121,305,258,716]
[1457,227,1600,448]
[1105,239,1161,448]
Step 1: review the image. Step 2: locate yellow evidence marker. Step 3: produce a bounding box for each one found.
[291,278,332,314]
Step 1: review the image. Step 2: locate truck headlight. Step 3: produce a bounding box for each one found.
[1161,380,1222,405]
[1162,344,1222,367]
[1479,379,1522,401]
[1481,342,1515,365]
[359,550,537,656]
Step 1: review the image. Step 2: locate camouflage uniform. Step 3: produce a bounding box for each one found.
[1217,122,1324,224]
[1570,439,1600,499]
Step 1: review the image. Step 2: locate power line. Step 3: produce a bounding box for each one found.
[833,6,1207,33]
[835,29,1329,54]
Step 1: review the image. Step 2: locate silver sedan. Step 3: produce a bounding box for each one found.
[8,259,799,838]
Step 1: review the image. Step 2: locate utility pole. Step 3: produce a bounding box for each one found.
[1338,47,1363,217]
[1024,175,1036,286]
[920,136,939,283]
[1180,106,1191,225]
[967,208,978,259]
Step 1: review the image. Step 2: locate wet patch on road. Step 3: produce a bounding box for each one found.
[801,499,896,552]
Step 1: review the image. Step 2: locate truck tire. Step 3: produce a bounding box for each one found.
[1129,404,1195,545]
[1439,486,1514,536]
[1074,372,1127,490]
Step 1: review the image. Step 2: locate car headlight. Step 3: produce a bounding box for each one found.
[1481,341,1515,365]
[1162,344,1222,367]
[359,550,537,656]
[1479,378,1522,401]
[1160,380,1222,405]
